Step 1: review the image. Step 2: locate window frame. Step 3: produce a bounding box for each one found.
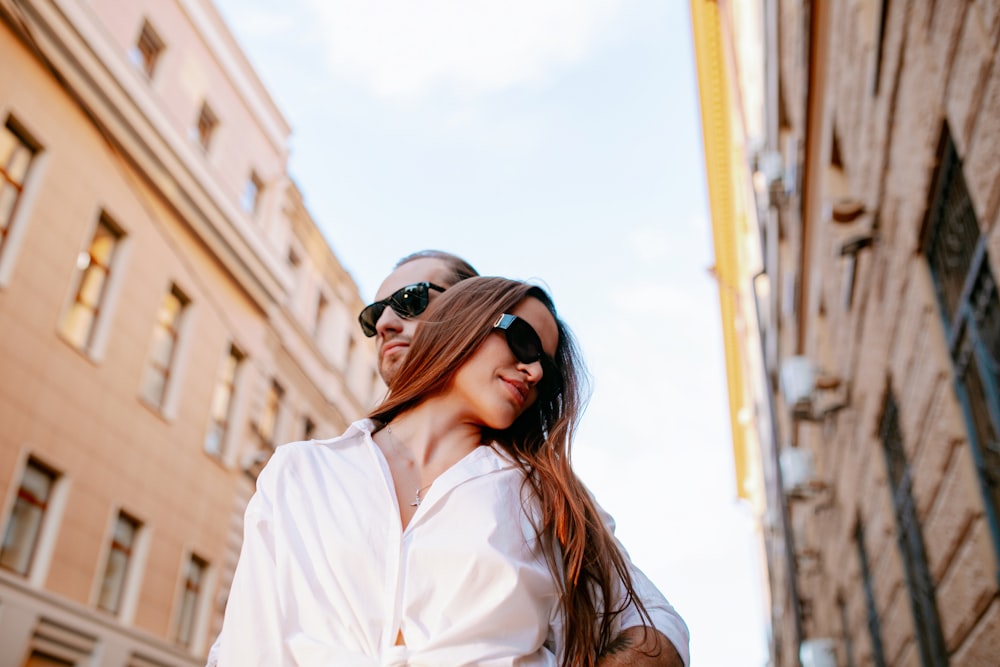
[854,518,886,667]
[878,390,948,666]
[923,126,1000,579]
[0,115,43,286]
[129,19,165,79]
[204,343,245,458]
[0,458,58,577]
[240,170,263,215]
[59,213,125,355]
[192,102,218,152]
[173,553,209,648]
[140,283,191,412]
[96,511,141,615]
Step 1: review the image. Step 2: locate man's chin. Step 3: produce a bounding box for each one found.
[378,345,408,382]
[378,359,403,387]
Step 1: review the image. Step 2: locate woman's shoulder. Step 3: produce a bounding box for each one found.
[280,419,374,453]
[261,420,375,479]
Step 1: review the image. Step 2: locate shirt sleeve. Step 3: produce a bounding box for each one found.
[204,633,220,667]
[595,499,691,667]
[215,448,296,667]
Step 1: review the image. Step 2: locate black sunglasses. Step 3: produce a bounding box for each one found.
[358,282,446,337]
[493,313,562,394]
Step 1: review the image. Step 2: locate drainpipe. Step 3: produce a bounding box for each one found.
[752,271,804,666]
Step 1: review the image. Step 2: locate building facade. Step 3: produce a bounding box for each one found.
[693,0,1000,665]
[0,0,379,665]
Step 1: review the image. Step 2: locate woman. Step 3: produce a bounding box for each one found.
[215,277,686,666]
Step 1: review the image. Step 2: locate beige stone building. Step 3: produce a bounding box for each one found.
[0,0,379,664]
[693,0,1000,665]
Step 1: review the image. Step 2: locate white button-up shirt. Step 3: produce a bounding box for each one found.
[214,420,689,666]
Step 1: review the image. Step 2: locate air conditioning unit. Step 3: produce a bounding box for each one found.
[752,149,785,210]
[800,638,837,667]
[779,355,849,422]
[780,355,816,406]
[779,446,829,501]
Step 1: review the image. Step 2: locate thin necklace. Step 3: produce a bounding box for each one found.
[386,424,433,507]
[411,482,433,507]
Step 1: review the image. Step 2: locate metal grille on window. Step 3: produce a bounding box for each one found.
[924,124,1000,579]
[924,131,979,326]
[854,519,886,667]
[878,392,948,667]
[954,263,1000,543]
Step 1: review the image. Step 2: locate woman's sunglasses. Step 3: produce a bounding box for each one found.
[358,282,445,337]
[493,313,562,395]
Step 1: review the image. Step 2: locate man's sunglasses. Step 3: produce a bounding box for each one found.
[493,313,562,394]
[358,282,445,337]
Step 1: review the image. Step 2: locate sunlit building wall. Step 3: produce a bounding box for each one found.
[695,1,1000,665]
[690,0,780,661]
[0,0,379,664]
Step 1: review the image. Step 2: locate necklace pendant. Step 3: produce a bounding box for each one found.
[410,489,422,507]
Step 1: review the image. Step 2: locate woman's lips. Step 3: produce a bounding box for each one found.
[501,377,529,404]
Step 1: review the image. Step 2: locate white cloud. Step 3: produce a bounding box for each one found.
[304,0,624,98]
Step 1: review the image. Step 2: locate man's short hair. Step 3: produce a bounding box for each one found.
[394,249,479,287]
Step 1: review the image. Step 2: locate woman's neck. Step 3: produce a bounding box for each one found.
[386,398,483,469]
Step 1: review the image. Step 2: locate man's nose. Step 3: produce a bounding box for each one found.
[375,306,405,337]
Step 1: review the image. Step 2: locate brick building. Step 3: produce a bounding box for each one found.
[0,0,379,664]
[692,0,1000,664]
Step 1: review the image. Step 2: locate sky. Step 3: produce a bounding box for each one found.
[213,1,769,663]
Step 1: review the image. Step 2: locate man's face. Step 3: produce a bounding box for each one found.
[370,258,454,385]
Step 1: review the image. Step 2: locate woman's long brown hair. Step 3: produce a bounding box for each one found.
[369,277,654,666]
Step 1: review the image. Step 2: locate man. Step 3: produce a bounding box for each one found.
[360,249,478,385]
[358,250,688,667]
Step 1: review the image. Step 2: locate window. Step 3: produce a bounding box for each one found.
[140,284,189,409]
[22,618,97,664]
[247,379,284,478]
[205,344,244,457]
[257,380,284,447]
[59,215,123,351]
[174,554,208,647]
[240,171,263,215]
[97,512,140,614]
[879,390,948,666]
[24,653,76,667]
[0,118,37,258]
[192,102,217,151]
[129,20,164,78]
[1,459,57,575]
[315,291,329,336]
[923,126,1000,571]
[854,519,887,667]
